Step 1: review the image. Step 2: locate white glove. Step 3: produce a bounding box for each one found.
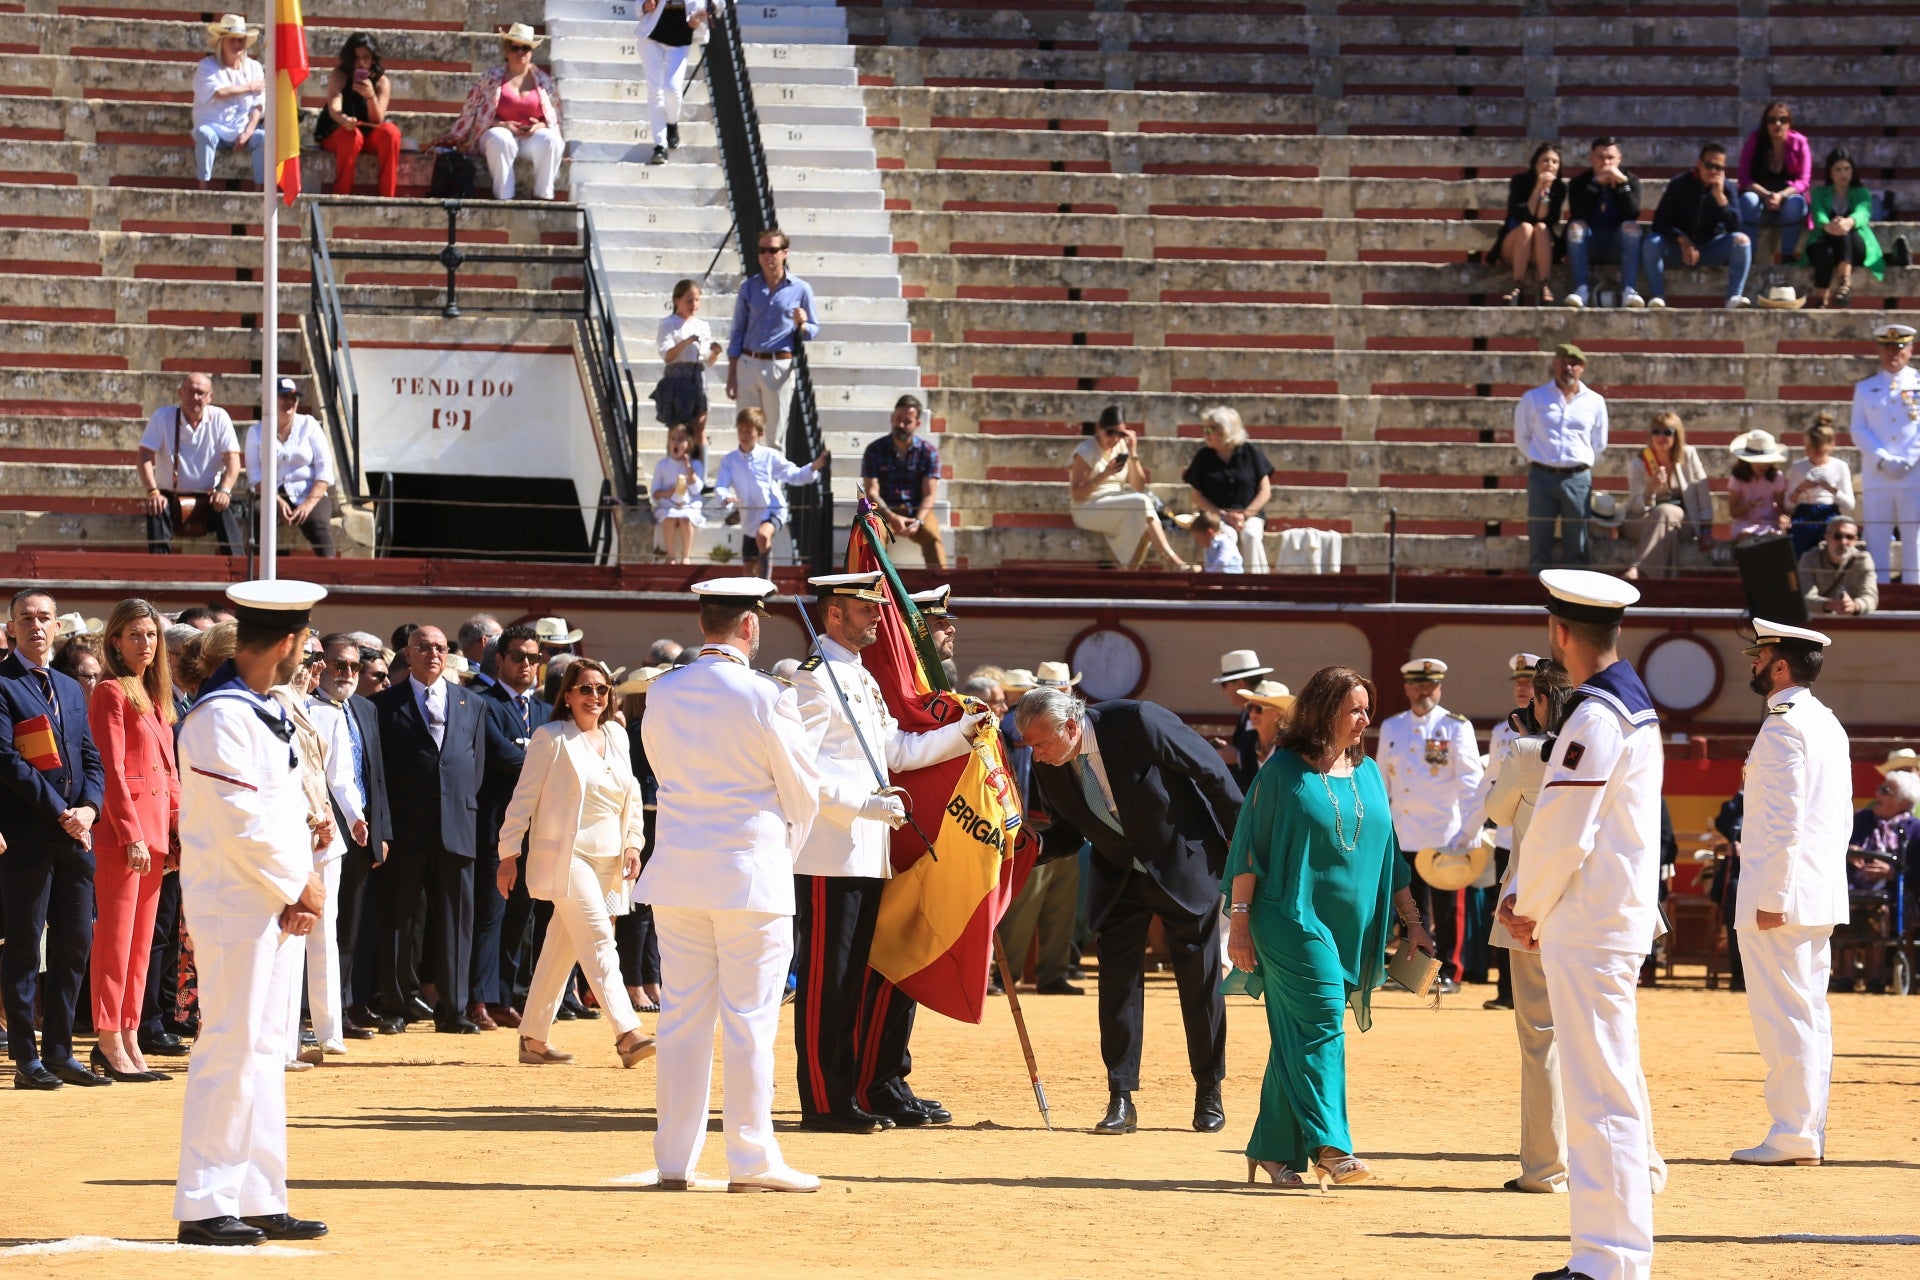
[959,710,992,741]
[860,793,908,828]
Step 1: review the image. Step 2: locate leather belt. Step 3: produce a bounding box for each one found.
[1530,461,1590,475]
[743,349,792,361]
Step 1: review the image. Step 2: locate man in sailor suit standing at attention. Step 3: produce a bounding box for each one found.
[790,571,984,1134]
[1505,569,1662,1280]
[1849,322,1920,584]
[173,580,331,1247]
[1732,618,1852,1167]
[1377,657,1486,993]
[639,577,823,1193]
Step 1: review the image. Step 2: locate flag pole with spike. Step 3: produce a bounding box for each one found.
[993,931,1051,1129]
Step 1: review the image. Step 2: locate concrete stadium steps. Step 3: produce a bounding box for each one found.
[3,54,481,114]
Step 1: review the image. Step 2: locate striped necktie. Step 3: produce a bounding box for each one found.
[1075,757,1123,835]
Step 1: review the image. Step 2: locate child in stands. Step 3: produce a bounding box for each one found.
[1188,510,1244,573]
[713,407,829,577]
[649,425,705,564]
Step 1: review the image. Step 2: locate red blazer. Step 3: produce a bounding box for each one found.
[88,679,179,854]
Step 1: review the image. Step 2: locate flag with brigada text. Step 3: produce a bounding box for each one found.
[853,500,1037,1023]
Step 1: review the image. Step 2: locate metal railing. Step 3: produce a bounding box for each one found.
[306,201,363,502]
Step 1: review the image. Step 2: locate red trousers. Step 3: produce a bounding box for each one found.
[92,847,165,1033]
[322,121,403,197]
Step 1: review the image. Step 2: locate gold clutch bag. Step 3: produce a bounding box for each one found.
[1387,943,1441,1003]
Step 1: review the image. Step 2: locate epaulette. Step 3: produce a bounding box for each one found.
[1768,703,1793,716]
[799,654,824,672]
[761,670,794,687]
[1447,710,1470,723]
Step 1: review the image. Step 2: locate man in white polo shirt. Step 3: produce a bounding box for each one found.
[137,370,244,555]
[1515,344,1609,569]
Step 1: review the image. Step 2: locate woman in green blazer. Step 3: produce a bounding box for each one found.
[1805,147,1901,307]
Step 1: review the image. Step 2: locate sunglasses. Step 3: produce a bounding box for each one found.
[757,245,786,255]
[1703,161,1727,172]
[364,670,391,684]
[1650,427,1676,437]
[1766,115,1792,125]
[506,42,533,53]
[1829,532,1858,542]
[327,658,362,673]
[573,684,610,699]
[500,649,540,663]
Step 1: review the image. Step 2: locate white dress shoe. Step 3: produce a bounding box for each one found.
[727,1166,821,1193]
[1731,1142,1820,1166]
[321,1039,347,1055]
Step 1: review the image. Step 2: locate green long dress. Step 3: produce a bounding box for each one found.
[1220,750,1408,1171]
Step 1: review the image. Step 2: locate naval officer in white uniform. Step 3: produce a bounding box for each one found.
[173,580,330,1247]
[1505,570,1662,1280]
[1481,651,1541,1011]
[790,571,982,1133]
[1849,322,1920,584]
[1733,617,1852,1166]
[638,577,824,1193]
[1377,657,1485,990]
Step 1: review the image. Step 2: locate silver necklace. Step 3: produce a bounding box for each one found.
[1317,763,1364,853]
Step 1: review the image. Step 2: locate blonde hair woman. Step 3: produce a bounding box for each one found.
[1184,405,1274,573]
[190,15,265,188]
[1622,412,1712,580]
[498,659,654,1067]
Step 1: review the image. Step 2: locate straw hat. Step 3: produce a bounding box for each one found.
[54,612,105,640]
[1729,429,1788,468]
[999,668,1037,693]
[1877,747,1919,776]
[1212,649,1272,684]
[204,14,260,49]
[1756,285,1805,310]
[532,616,584,646]
[1588,489,1626,529]
[498,22,545,48]
[1235,679,1294,712]
[612,665,670,697]
[1416,844,1492,892]
[1033,661,1081,689]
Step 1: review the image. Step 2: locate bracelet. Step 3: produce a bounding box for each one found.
[1229,903,1250,915]
[147,488,161,496]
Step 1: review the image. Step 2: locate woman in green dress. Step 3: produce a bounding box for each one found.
[1223,666,1433,1190]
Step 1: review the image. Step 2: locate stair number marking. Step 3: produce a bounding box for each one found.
[432,409,473,431]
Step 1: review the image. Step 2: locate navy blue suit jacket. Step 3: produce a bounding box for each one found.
[327,693,391,861]
[0,651,105,865]
[478,681,551,855]
[371,677,487,860]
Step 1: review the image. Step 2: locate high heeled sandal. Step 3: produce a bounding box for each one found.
[1313,1149,1372,1192]
[518,1036,574,1065]
[1245,1157,1305,1189]
[617,1030,657,1068]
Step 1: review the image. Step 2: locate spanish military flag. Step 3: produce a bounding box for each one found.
[853,501,1038,1023]
[273,0,309,202]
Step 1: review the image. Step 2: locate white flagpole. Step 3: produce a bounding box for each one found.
[260,13,279,580]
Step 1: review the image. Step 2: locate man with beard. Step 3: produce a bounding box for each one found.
[861,395,946,569]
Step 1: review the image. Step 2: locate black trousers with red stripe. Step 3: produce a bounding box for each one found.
[854,969,918,1114]
[794,873,925,1118]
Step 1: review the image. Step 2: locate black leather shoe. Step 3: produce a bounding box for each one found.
[177,1216,265,1246]
[912,1098,953,1125]
[435,1016,482,1035]
[1192,1084,1225,1133]
[1093,1091,1137,1135]
[403,996,435,1022]
[13,1063,62,1090]
[798,1110,883,1135]
[48,1057,113,1086]
[1036,979,1084,995]
[139,1031,190,1056]
[242,1213,328,1240]
[1530,1269,1581,1280]
[878,1105,932,1128]
[862,1105,896,1131]
[341,1022,376,1041]
[666,123,680,150]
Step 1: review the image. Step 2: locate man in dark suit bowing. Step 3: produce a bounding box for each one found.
[1017,685,1243,1135]
[370,624,488,1034]
[314,633,392,1038]
[470,623,550,1029]
[0,588,107,1089]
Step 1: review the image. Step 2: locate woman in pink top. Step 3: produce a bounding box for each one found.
[1727,429,1791,541]
[1737,100,1812,263]
[440,22,564,199]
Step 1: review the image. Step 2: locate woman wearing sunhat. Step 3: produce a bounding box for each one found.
[440,23,565,200]
[1727,429,1791,541]
[190,16,266,189]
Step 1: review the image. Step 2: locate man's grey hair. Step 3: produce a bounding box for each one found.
[1824,513,1859,537]
[959,676,1000,700]
[1014,686,1085,737]
[1886,770,1920,812]
[457,613,502,649]
[164,623,200,653]
[649,638,685,664]
[346,630,384,653]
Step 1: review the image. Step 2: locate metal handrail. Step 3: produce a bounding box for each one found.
[306,202,364,499]
[578,205,641,506]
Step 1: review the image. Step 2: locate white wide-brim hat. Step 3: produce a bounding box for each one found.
[205,14,260,48]
[1033,660,1080,689]
[1729,429,1788,467]
[1878,748,1919,775]
[532,616,584,646]
[499,22,545,47]
[1212,648,1271,684]
[1588,490,1626,529]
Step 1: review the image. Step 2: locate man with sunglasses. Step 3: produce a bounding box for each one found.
[726,227,819,450]
[1640,141,1753,309]
[474,624,552,1029]
[316,634,391,1038]
[1797,515,1877,615]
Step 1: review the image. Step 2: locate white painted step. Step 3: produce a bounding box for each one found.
[571,161,884,196]
[599,226,894,255]
[591,204,893,236]
[605,268,901,298]
[570,120,875,152]
[564,95,866,128]
[569,137,877,169]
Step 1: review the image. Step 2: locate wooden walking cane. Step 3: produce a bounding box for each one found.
[992,931,1051,1130]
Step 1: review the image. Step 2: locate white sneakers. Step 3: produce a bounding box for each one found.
[1726,295,1752,309]
[1645,295,1666,309]
[727,1166,822,1193]
[1566,285,1590,308]
[1623,289,1646,308]
[1731,1142,1820,1166]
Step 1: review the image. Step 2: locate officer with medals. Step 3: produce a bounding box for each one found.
[1504,570,1662,1280]
[173,580,330,1246]
[1849,321,1920,584]
[638,577,823,1192]
[1376,657,1485,993]
[790,571,984,1133]
[1732,618,1852,1167]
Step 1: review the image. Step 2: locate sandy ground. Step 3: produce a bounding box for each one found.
[1,972,1916,1278]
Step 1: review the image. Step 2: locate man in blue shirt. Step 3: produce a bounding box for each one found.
[859,395,946,569]
[726,226,819,450]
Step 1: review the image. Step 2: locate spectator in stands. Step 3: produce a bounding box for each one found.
[1235,680,1293,773]
[860,395,947,570]
[1497,143,1566,306]
[1185,511,1242,574]
[650,425,705,564]
[245,378,337,558]
[637,0,714,165]
[1514,344,1608,568]
[191,15,265,190]
[726,227,818,448]
[1565,137,1643,309]
[1799,515,1877,616]
[1182,405,1272,573]
[443,24,564,201]
[1068,408,1190,571]
[1736,101,1812,266]
[1641,143,1751,309]
[137,372,244,556]
[1805,148,1889,310]
[1621,412,1712,580]
[714,406,829,577]
[653,280,721,458]
[1726,430,1790,541]
[1785,412,1856,556]
[317,32,403,198]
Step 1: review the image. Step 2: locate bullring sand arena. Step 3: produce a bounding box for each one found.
[4,976,1914,1277]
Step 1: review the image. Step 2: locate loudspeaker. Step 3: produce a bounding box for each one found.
[1733,533,1808,624]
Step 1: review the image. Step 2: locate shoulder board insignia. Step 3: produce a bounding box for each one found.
[1768,703,1792,716]
[760,670,794,686]
[799,654,823,672]
[1447,710,1470,723]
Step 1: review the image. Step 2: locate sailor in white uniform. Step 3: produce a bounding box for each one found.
[1849,322,1920,584]
[637,577,823,1193]
[172,580,331,1247]
[1733,617,1853,1166]
[1481,651,1541,1011]
[1506,570,1662,1280]
[1377,657,1485,989]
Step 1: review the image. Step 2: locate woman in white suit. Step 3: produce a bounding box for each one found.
[497,658,655,1068]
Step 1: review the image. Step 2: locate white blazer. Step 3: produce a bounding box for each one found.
[1737,686,1853,929]
[498,720,645,908]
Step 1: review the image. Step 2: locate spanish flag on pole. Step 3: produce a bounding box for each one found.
[853,501,1039,1023]
[273,0,309,202]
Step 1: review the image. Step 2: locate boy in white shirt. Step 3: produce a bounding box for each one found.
[713,407,830,576]
[1189,511,1243,573]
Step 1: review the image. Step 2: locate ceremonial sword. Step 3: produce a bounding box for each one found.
[791,595,940,862]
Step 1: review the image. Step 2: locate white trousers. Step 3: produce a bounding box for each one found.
[1859,482,1919,584]
[1540,941,1655,1280]
[522,854,642,1043]
[286,855,343,1056]
[735,354,796,450]
[175,910,303,1222]
[1237,515,1268,573]
[1071,490,1156,565]
[478,125,563,200]
[640,38,691,149]
[652,906,791,1179]
[1737,923,1834,1160]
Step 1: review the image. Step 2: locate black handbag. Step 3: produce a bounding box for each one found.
[428,148,476,199]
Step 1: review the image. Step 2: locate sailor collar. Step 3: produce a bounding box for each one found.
[1573,660,1659,729]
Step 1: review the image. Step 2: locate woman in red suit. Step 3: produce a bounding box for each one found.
[88,598,179,1082]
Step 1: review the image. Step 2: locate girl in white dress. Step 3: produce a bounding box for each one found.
[650,425,705,563]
